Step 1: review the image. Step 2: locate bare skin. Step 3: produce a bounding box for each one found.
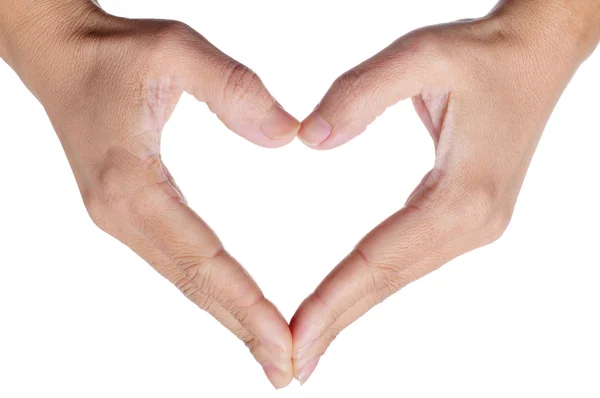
[1,0,598,389]
[0,0,300,389]
[292,0,600,384]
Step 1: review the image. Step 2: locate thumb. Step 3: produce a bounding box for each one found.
[173,25,300,148]
[299,33,440,150]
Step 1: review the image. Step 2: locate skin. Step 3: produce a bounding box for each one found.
[292,0,600,384]
[0,0,299,389]
[1,0,599,389]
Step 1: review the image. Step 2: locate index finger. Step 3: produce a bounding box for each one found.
[91,150,293,387]
[290,172,506,382]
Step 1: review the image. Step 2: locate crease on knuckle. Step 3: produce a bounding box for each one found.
[246,337,263,357]
[355,246,397,298]
[330,67,381,129]
[332,69,366,112]
[335,69,364,100]
[234,328,254,349]
[172,248,266,325]
[221,61,263,110]
[312,289,340,322]
[228,290,266,327]
[173,247,225,300]
[246,336,260,351]
[197,293,216,313]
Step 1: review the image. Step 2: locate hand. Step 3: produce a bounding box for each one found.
[291,0,600,383]
[1,1,299,388]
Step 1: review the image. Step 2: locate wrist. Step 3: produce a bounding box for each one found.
[490,0,600,65]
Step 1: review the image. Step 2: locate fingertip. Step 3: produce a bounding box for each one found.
[239,296,294,386]
[262,363,294,390]
[298,111,332,148]
[289,300,315,361]
[250,298,294,360]
[261,104,301,142]
[259,133,298,148]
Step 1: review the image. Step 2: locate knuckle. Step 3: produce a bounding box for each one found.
[196,293,215,313]
[172,249,225,305]
[138,20,204,71]
[396,28,453,75]
[326,68,379,124]
[413,30,446,59]
[483,205,513,244]
[441,183,511,243]
[332,69,369,103]
[352,248,401,305]
[234,329,254,349]
[458,186,498,231]
[221,61,264,107]
[95,166,125,206]
[245,337,261,353]
[174,258,207,297]
[148,20,197,52]
[355,247,393,291]
[94,150,170,213]
[83,192,111,232]
[80,184,97,211]
[93,148,136,205]
[312,290,340,321]
[155,20,195,40]
[174,257,215,309]
[127,174,177,220]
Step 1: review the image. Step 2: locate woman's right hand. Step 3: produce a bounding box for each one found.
[0,0,299,389]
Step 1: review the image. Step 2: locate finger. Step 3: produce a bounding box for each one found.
[291,172,504,382]
[298,34,440,150]
[92,150,293,387]
[60,138,293,388]
[291,239,463,383]
[128,234,294,389]
[94,206,293,388]
[172,26,300,148]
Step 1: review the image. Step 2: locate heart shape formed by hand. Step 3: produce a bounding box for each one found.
[48,9,564,390]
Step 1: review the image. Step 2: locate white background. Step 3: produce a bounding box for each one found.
[1,0,599,396]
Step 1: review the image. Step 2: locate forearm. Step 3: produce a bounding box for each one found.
[492,0,600,63]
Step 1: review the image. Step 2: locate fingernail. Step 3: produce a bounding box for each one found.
[298,356,321,385]
[299,112,331,147]
[260,338,286,360]
[261,104,300,140]
[262,363,288,390]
